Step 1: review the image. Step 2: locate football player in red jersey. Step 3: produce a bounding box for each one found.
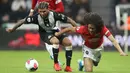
[55,12,128,72]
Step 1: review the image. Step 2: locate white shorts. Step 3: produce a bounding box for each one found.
[82,45,103,62]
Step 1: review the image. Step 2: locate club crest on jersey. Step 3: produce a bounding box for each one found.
[27,17,32,22]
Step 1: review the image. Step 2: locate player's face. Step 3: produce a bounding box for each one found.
[38,8,49,18]
[88,24,96,34]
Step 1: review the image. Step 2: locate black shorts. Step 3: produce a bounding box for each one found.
[40,31,67,45]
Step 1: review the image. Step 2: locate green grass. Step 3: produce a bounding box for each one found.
[0,50,130,73]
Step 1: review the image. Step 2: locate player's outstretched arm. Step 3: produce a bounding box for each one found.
[67,17,77,27]
[55,27,76,36]
[107,34,128,56]
[6,19,25,33]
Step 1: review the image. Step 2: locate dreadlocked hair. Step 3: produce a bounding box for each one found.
[38,2,49,9]
[84,12,104,33]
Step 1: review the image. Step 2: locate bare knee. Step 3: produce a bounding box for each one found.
[50,37,59,44]
[62,37,72,46]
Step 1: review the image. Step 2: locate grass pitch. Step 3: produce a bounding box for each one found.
[0,50,130,73]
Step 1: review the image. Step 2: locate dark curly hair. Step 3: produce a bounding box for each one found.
[84,12,104,33]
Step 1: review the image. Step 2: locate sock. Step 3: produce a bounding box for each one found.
[65,50,72,66]
[53,48,59,63]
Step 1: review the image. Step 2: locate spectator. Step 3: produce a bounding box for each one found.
[0,0,12,25]
[62,0,73,17]
[11,0,26,11]
[70,0,91,23]
[10,0,27,22]
[115,0,130,4]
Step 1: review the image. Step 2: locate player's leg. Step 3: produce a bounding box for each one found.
[92,52,101,66]
[50,36,62,71]
[81,45,96,72]
[61,37,73,72]
[40,33,61,71]
[77,55,101,72]
[77,53,93,72]
[79,45,102,72]
[45,43,64,66]
[92,48,102,66]
[84,51,102,72]
[84,57,93,72]
[77,51,102,72]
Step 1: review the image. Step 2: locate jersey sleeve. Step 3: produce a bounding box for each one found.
[103,26,111,37]
[75,26,85,34]
[31,0,38,9]
[55,0,64,13]
[24,15,38,24]
[53,12,67,22]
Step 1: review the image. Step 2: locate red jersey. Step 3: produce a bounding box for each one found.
[76,25,111,49]
[32,0,64,13]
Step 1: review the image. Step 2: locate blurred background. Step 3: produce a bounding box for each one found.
[0,0,130,52]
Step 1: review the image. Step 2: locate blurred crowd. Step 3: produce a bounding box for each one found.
[1,0,130,28]
[0,0,91,27]
[113,0,130,5]
[0,0,130,49]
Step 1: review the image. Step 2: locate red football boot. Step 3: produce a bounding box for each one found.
[64,66,72,72]
[54,63,62,71]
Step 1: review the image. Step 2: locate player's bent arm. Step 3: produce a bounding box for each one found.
[67,17,77,27]
[31,0,37,10]
[107,34,128,56]
[55,27,76,36]
[29,0,37,16]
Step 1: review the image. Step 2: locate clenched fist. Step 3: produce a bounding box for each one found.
[6,29,14,33]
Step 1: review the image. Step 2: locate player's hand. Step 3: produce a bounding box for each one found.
[55,32,59,36]
[28,9,34,16]
[6,28,14,33]
[29,12,33,16]
[120,52,128,56]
